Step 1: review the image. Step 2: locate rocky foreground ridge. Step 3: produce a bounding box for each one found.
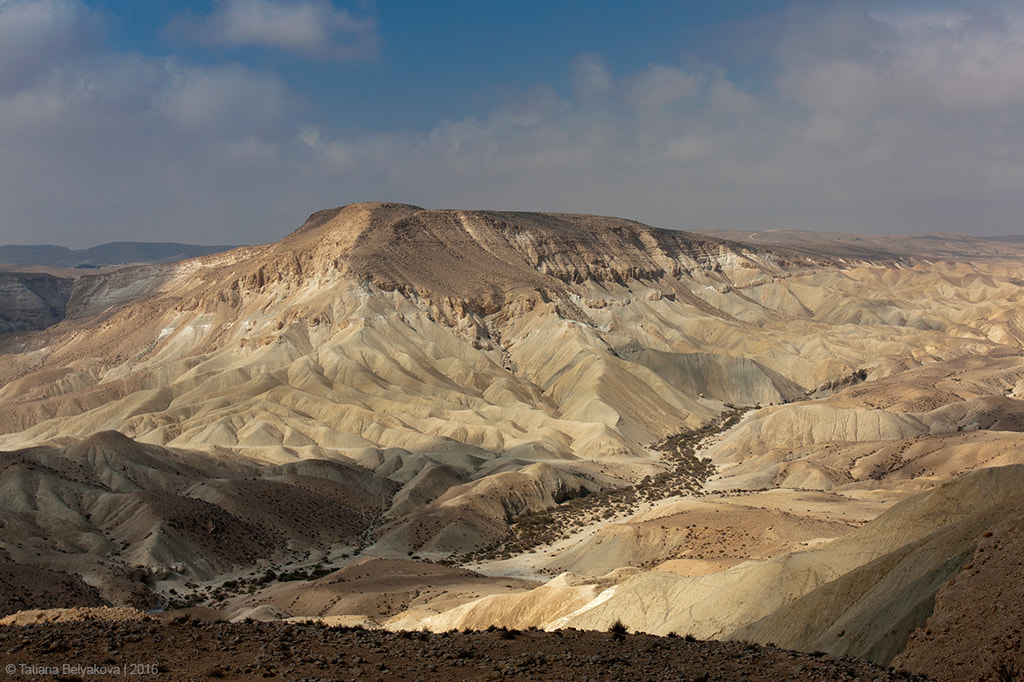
[0,613,932,682]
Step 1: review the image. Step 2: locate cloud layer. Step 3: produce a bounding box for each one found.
[2,1,1024,246]
[170,0,378,59]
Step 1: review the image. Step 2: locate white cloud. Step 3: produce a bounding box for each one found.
[294,4,1024,236]
[4,1,1024,249]
[779,5,1024,113]
[570,53,613,99]
[664,134,715,163]
[225,136,279,162]
[172,0,377,59]
[625,64,702,114]
[0,0,99,92]
[708,77,758,115]
[0,2,300,246]
[156,61,288,131]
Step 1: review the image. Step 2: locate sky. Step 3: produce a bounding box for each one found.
[2,0,1024,247]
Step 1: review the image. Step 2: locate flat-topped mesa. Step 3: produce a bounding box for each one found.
[244,202,807,320]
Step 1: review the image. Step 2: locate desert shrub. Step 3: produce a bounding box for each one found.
[609,619,628,640]
[308,565,332,579]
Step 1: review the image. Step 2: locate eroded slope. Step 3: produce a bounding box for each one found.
[2,204,1024,665]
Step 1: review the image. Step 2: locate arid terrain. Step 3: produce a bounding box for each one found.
[0,609,931,681]
[2,203,1024,679]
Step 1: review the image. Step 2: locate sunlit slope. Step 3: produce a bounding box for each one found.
[403,465,1024,660]
[540,494,859,578]
[2,203,1024,560]
[705,350,1024,492]
[728,465,1024,664]
[2,205,1019,468]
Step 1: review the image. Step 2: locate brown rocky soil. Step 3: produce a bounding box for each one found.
[893,508,1024,682]
[0,556,108,617]
[0,616,933,681]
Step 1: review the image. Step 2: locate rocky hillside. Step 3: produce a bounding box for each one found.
[0,431,397,608]
[0,241,237,334]
[2,203,1024,681]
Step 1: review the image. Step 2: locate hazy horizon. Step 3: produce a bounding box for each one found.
[4,211,1024,250]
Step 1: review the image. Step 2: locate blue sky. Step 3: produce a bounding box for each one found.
[2,0,1023,246]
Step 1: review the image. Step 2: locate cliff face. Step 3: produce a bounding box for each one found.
[0,273,73,334]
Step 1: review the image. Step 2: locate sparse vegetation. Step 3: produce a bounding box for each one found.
[463,406,746,561]
[163,562,336,609]
[609,619,628,640]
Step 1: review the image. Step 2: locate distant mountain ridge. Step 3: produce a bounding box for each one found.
[0,241,238,267]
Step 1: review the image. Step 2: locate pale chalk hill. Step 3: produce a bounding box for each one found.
[224,557,541,625]
[2,205,1023,560]
[729,465,1024,665]
[386,464,1024,674]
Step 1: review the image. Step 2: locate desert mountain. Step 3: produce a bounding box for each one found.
[2,202,1024,679]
